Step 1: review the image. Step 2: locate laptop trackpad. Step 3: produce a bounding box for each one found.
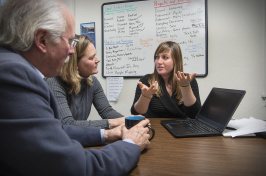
[167,123,188,131]
[168,123,185,129]
[166,123,190,134]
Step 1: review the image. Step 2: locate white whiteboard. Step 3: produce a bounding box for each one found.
[102,0,207,77]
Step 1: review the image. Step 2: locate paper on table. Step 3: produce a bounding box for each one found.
[107,77,123,101]
[223,117,266,138]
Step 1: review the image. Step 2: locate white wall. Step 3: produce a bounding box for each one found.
[264,0,266,101]
[63,0,266,120]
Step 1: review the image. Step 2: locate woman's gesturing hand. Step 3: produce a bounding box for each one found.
[175,71,197,87]
[138,81,158,98]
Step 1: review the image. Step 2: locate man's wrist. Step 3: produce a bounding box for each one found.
[123,139,135,144]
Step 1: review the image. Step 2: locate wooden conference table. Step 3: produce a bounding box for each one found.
[87,118,266,176]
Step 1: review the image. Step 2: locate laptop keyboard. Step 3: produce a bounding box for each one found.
[178,120,216,134]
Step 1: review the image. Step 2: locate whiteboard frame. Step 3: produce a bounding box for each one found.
[101,0,208,78]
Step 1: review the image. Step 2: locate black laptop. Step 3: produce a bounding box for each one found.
[161,87,246,137]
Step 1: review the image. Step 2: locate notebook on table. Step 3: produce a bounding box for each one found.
[161,87,246,138]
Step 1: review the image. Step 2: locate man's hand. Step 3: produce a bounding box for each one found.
[122,119,151,151]
[104,125,123,143]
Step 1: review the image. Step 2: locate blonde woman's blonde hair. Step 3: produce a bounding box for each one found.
[61,35,93,95]
[149,41,184,104]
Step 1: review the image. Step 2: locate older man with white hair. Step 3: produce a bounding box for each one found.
[0,0,151,175]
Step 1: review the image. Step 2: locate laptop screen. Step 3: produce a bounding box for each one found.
[198,88,245,129]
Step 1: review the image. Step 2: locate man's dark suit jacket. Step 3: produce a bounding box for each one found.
[0,47,140,176]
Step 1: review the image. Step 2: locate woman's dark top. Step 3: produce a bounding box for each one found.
[131,74,201,119]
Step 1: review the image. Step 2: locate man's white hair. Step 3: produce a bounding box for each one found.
[0,0,66,51]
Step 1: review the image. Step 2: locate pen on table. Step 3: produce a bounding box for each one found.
[226,127,237,130]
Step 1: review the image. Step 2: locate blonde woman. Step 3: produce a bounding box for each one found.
[131,41,201,119]
[47,35,125,129]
